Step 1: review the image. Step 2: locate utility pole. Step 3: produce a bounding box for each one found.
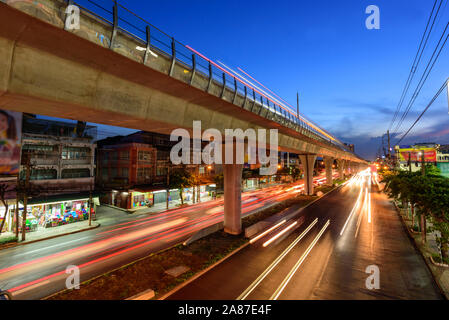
[296,92,299,119]
[387,130,391,159]
[15,173,19,238]
[21,154,31,242]
[166,165,170,210]
[14,196,19,238]
[421,151,425,176]
[408,151,412,173]
[88,184,93,226]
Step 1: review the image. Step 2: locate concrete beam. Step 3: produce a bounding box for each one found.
[0,2,366,164]
[299,154,317,195]
[223,164,243,235]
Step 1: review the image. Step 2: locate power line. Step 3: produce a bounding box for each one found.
[392,20,449,136]
[388,0,441,131]
[395,79,448,146]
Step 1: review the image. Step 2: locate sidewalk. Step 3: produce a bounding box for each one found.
[0,220,100,246]
[0,204,132,247]
[395,201,449,299]
[127,196,214,214]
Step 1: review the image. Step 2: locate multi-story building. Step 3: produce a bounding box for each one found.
[97,131,216,210]
[16,116,99,233]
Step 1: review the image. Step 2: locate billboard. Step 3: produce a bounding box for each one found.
[0,110,22,176]
[398,147,436,163]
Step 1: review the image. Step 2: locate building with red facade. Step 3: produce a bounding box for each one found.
[97,131,217,210]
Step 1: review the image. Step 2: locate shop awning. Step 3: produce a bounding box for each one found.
[25,192,104,205]
[131,185,168,193]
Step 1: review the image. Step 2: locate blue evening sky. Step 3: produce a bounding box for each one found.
[43,0,449,160]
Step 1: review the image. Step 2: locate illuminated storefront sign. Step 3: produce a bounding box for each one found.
[399,147,437,163]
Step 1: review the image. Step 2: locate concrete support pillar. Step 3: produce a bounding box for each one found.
[344,161,350,176]
[223,164,243,235]
[337,159,345,179]
[299,154,317,195]
[323,156,334,186]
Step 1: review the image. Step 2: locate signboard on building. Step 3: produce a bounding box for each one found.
[0,110,22,177]
[398,147,436,163]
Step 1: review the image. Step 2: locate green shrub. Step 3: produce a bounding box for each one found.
[0,236,17,245]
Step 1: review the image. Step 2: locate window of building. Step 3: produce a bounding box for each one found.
[155,137,168,145]
[21,169,57,181]
[101,168,108,181]
[120,151,130,160]
[156,167,167,176]
[62,147,90,160]
[121,167,129,177]
[137,167,152,182]
[157,150,170,160]
[61,168,91,179]
[138,151,152,162]
[22,144,55,153]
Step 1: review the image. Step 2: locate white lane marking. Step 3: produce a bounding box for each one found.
[340,187,364,236]
[262,221,298,247]
[250,219,287,244]
[237,218,318,300]
[355,187,367,238]
[368,190,372,223]
[270,220,330,300]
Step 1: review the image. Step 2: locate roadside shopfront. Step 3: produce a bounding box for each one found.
[130,190,154,209]
[107,184,218,210]
[0,200,21,233]
[22,194,99,233]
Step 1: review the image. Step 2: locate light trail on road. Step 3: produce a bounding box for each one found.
[340,186,364,236]
[237,218,318,300]
[270,220,331,300]
[263,221,298,247]
[1,174,333,299]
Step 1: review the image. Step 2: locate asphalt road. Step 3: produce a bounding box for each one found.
[167,171,443,300]
[0,174,331,300]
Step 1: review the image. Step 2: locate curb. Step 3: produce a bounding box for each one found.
[0,223,101,251]
[126,289,155,300]
[157,241,250,300]
[430,256,449,268]
[393,201,448,300]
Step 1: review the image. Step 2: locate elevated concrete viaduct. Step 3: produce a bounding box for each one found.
[0,0,367,234]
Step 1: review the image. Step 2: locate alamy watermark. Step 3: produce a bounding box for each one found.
[365,5,380,30]
[65,265,80,290]
[170,121,279,175]
[65,4,80,31]
[365,265,380,290]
